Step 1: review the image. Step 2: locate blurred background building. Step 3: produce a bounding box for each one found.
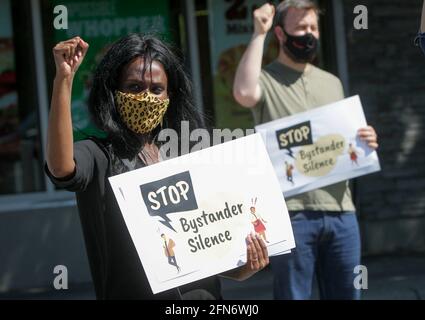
[0,0,424,298]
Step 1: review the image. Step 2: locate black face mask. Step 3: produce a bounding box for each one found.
[283,29,318,63]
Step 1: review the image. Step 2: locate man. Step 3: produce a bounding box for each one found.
[285,161,295,184]
[415,0,425,54]
[233,0,378,300]
[161,233,180,273]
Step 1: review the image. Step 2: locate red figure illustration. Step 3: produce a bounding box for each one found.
[250,198,269,243]
[348,143,359,165]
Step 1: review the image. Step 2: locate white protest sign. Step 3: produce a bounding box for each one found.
[255,95,381,198]
[109,133,295,294]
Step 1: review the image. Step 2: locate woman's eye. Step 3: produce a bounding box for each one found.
[152,87,164,94]
[128,84,142,92]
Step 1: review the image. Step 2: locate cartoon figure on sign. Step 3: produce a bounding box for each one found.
[285,161,295,185]
[250,198,269,243]
[161,233,180,273]
[348,143,359,165]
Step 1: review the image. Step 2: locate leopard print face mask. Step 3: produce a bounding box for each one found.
[115,90,169,134]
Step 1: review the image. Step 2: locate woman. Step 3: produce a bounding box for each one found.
[250,200,269,244]
[45,34,269,300]
[348,143,358,165]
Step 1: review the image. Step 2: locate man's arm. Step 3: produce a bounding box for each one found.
[421,0,425,32]
[232,3,275,108]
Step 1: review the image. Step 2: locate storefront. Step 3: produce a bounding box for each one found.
[0,0,348,295]
[0,0,189,295]
[0,0,345,197]
[2,0,424,296]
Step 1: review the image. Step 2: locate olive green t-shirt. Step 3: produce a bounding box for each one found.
[253,60,355,212]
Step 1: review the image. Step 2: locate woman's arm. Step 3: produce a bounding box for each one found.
[46,36,89,178]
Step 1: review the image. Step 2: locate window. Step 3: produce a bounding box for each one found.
[0,0,45,195]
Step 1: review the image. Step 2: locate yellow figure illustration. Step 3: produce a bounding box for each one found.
[161,233,180,273]
[285,161,295,185]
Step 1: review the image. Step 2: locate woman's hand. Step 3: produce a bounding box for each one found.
[220,233,269,282]
[53,36,89,79]
[245,233,269,273]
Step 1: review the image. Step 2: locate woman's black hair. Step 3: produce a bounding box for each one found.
[88,33,206,162]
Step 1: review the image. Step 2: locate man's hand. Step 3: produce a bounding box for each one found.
[358,126,379,150]
[253,3,275,36]
[233,4,274,108]
[53,36,89,79]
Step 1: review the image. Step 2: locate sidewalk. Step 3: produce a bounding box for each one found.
[220,254,425,300]
[1,255,424,300]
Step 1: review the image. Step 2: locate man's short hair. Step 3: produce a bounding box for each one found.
[274,0,320,29]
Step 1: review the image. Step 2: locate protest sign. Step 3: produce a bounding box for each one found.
[109,133,295,293]
[255,95,381,197]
